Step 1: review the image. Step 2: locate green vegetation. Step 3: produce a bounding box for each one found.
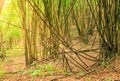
[106,78,112,81]
[77,71,85,76]
[0,70,5,77]
[0,0,22,41]
[28,63,61,77]
[87,77,91,81]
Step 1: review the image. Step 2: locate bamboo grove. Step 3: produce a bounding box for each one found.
[0,0,120,72]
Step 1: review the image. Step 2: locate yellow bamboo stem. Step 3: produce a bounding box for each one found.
[0,0,5,13]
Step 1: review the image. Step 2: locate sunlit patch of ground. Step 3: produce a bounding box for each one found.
[3,56,25,73]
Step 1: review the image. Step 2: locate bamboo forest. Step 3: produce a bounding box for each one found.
[0,0,120,81]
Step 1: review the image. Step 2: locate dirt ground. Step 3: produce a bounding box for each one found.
[0,55,120,81]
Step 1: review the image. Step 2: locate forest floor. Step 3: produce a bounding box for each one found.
[0,43,120,81]
[0,54,120,81]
